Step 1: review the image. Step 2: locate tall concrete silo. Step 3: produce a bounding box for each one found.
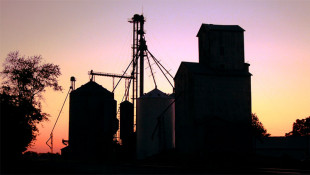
[62,80,118,160]
[136,88,175,159]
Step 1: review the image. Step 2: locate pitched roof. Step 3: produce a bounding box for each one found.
[197,24,244,37]
[175,62,251,79]
[71,80,114,98]
[139,88,171,99]
[120,100,132,105]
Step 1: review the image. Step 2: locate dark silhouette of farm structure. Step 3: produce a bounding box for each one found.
[2,14,310,175]
[57,14,309,163]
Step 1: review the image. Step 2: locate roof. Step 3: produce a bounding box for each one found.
[174,62,251,79]
[197,24,244,37]
[71,80,114,98]
[139,88,171,99]
[120,100,132,105]
[178,62,214,75]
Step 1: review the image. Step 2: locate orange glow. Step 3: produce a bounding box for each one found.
[1,0,310,153]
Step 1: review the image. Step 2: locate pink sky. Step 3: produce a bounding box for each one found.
[1,0,310,153]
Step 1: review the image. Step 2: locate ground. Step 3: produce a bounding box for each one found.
[1,153,310,174]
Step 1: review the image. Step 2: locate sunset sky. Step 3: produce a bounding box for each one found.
[1,0,309,153]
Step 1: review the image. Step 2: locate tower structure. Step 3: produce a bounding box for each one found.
[129,14,147,104]
[87,14,174,149]
[57,14,174,159]
[175,24,252,157]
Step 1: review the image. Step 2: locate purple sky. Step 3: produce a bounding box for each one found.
[1,0,309,153]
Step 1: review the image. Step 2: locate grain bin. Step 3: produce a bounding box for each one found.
[120,100,134,145]
[65,80,118,160]
[136,88,175,159]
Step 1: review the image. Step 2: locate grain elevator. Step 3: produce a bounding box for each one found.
[174,24,252,157]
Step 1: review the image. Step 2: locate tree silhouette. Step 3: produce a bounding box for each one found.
[252,113,270,137]
[0,51,62,160]
[285,116,310,136]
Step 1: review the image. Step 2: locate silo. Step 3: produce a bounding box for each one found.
[65,80,118,160]
[120,100,134,145]
[136,88,175,159]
